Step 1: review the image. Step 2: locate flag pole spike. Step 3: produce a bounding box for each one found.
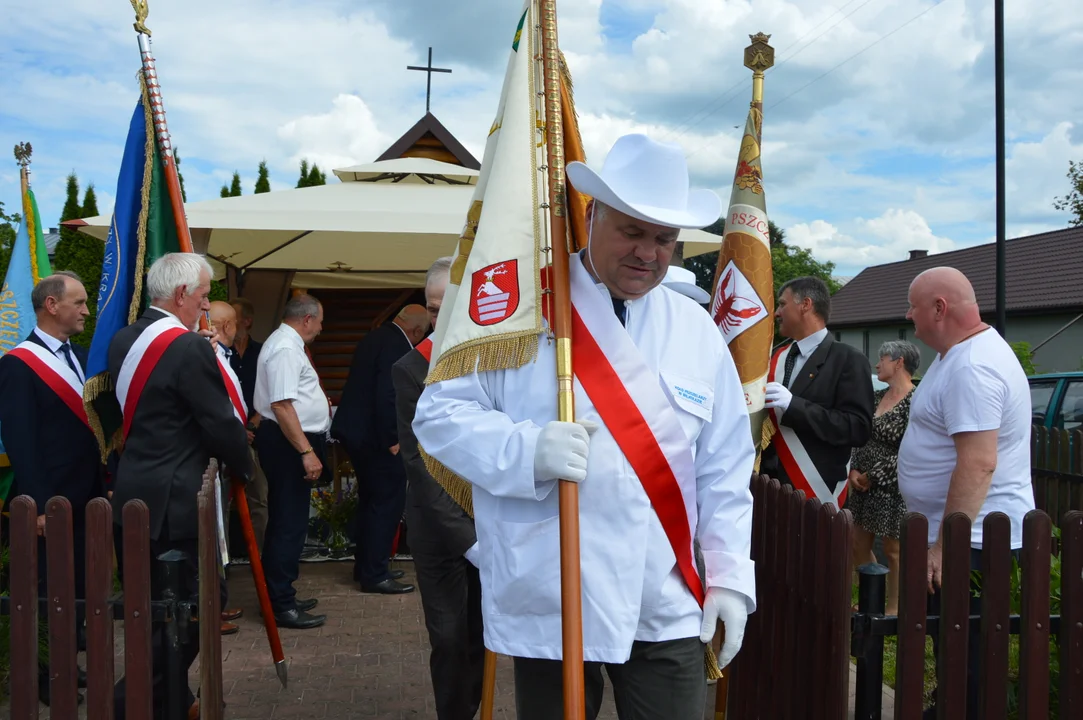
[14,142,32,192]
[744,33,774,138]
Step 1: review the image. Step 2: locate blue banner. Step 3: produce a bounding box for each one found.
[86,97,149,382]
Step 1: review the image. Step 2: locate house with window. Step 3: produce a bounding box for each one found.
[828,226,1083,375]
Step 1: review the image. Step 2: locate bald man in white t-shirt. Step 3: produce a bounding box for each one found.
[897,266,1034,719]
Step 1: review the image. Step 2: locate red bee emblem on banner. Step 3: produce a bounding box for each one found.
[470,260,520,326]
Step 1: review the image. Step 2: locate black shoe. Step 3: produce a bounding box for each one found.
[273,608,327,630]
[296,598,319,612]
[390,569,405,580]
[360,578,415,595]
[77,667,87,689]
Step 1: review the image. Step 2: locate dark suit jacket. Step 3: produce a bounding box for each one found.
[762,334,875,491]
[330,322,413,455]
[229,337,262,422]
[108,308,251,541]
[0,332,103,513]
[393,347,476,556]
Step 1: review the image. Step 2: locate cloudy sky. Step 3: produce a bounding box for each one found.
[2,0,1080,276]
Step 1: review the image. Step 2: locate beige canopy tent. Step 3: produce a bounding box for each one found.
[69,154,724,288]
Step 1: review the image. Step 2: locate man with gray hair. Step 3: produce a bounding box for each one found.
[332,302,430,594]
[762,275,874,507]
[254,293,331,629]
[107,253,251,718]
[393,257,485,718]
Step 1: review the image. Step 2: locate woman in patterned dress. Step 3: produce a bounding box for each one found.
[847,340,920,615]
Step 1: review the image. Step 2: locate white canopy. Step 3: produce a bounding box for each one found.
[72,157,723,289]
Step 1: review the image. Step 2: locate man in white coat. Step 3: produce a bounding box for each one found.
[413,134,755,720]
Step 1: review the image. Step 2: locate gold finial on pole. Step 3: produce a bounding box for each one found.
[14,142,32,193]
[131,0,151,36]
[744,32,774,108]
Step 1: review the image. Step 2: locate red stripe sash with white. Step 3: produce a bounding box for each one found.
[767,344,848,509]
[8,342,90,429]
[215,349,247,422]
[116,317,188,440]
[547,256,705,607]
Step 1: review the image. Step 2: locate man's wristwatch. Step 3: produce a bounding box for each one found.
[300,447,314,456]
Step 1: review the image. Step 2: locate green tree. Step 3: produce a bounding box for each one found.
[686,219,793,292]
[220,185,230,198]
[175,148,188,202]
[0,199,21,282]
[255,160,271,194]
[81,185,99,218]
[1053,159,1083,226]
[307,164,327,186]
[53,177,105,347]
[57,172,82,248]
[1010,341,1037,375]
[229,171,242,197]
[296,159,311,188]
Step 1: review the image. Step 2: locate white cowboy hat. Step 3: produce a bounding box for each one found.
[663,265,711,304]
[566,134,721,229]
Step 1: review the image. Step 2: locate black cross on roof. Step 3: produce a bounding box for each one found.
[407,47,452,114]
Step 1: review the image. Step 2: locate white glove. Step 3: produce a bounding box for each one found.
[464,542,480,569]
[764,381,793,414]
[533,420,599,484]
[699,587,749,670]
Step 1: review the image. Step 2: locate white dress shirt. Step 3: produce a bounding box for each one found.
[254,323,330,434]
[785,326,829,388]
[33,327,85,384]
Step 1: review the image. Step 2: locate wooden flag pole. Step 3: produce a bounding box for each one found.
[129,0,289,689]
[538,0,586,717]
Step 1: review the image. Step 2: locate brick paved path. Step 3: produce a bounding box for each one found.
[5,559,893,718]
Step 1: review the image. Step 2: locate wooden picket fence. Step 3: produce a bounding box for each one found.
[1032,426,1083,524]
[1,462,223,719]
[724,475,856,719]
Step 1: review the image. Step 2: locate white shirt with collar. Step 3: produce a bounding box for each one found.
[33,327,85,384]
[785,326,829,389]
[254,323,330,434]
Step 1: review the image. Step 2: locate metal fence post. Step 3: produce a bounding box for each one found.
[852,562,888,720]
[158,549,190,720]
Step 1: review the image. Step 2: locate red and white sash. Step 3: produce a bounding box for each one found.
[561,256,706,607]
[215,347,247,422]
[8,341,90,429]
[767,344,847,509]
[116,316,188,439]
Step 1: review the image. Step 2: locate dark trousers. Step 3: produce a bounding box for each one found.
[113,526,201,719]
[925,546,1022,720]
[512,637,707,720]
[410,523,485,719]
[257,420,326,613]
[349,447,406,586]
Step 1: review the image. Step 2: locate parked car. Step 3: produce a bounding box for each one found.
[1029,372,1083,431]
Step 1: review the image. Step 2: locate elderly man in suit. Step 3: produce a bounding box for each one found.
[0,271,103,705]
[393,257,485,719]
[332,304,429,594]
[108,253,251,720]
[762,276,875,507]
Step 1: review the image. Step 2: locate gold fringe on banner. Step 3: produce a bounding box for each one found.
[83,373,114,463]
[705,646,722,681]
[426,333,539,385]
[419,446,474,519]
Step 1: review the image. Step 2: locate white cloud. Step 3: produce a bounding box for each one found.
[788,209,956,271]
[277,95,389,174]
